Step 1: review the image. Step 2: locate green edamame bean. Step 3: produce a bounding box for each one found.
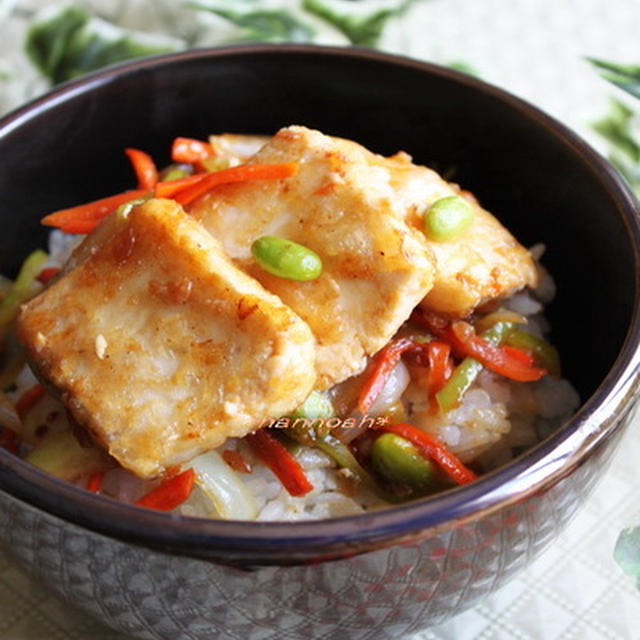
[371,432,437,488]
[424,195,474,242]
[251,235,322,281]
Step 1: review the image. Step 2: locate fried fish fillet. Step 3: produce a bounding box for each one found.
[207,133,269,166]
[190,126,436,389]
[18,198,316,477]
[384,151,538,315]
[190,126,536,387]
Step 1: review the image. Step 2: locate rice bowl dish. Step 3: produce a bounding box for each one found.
[0,44,638,640]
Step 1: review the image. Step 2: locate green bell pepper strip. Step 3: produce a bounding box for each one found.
[0,250,48,327]
[435,321,513,412]
[435,321,559,411]
[504,328,561,377]
[314,434,378,488]
[284,397,398,501]
[284,394,376,494]
[311,433,403,503]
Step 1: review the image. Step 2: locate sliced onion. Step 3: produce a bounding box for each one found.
[332,423,368,444]
[368,360,410,416]
[191,450,257,520]
[24,429,106,481]
[333,362,411,444]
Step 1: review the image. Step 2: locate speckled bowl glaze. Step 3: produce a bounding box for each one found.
[0,46,638,640]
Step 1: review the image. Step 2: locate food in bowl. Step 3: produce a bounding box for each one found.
[0,125,579,520]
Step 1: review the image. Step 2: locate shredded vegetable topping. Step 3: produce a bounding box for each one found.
[86,471,105,493]
[358,337,417,414]
[374,422,477,485]
[36,267,61,284]
[191,450,257,519]
[1,128,577,519]
[246,429,314,497]
[171,137,215,165]
[15,384,46,419]
[135,468,195,511]
[0,250,47,327]
[125,148,159,190]
[41,189,149,233]
[414,310,547,382]
[172,162,299,206]
[40,158,299,234]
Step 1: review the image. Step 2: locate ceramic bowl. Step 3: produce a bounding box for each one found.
[0,45,639,640]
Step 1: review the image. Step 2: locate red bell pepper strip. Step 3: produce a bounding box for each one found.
[37,267,61,284]
[59,220,99,234]
[125,148,159,190]
[15,384,46,419]
[173,162,299,207]
[41,163,298,234]
[358,337,417,414]
[500,345,536,367]
[414,311,546,382]
[246,429,313,497]
[435,321,511,412]
[171,137,215,164]
[504,328,561,377]
[374,421,477,485]
[86,471,105,493]
[358,337,450,414]
[41,189,149,230]
[153,173,208,198]
[135,468,195,511]
[425,341,452,396]
[448,321,545,382]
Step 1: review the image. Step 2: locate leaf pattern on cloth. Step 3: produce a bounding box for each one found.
[1,0,424,109]
[614,525,640,589]
[25,5,183,83]
[588,58,640,195]
[589,58,640,100]
[302,0,416,46]
[188,2,316,43]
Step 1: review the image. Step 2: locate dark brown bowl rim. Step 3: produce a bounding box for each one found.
[0,44,639,560]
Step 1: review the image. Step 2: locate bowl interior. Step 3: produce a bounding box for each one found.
[0,46,637,560]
